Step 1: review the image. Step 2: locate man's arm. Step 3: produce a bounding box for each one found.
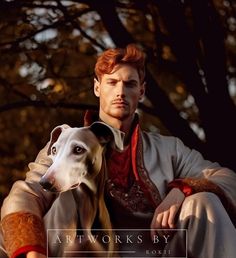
[1,143,56,258]
[168,137,236,225]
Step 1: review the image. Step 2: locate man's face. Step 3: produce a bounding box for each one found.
[94,64,145,121]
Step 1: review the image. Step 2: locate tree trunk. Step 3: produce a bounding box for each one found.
[155,0,236,169]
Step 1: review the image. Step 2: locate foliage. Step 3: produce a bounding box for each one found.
[0,0,236,204]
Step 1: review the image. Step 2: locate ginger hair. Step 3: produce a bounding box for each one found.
[95,44,146,83]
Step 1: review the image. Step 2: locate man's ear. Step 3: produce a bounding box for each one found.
[94,78,100,97]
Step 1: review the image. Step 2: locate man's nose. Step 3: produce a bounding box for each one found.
[116,82,126,97]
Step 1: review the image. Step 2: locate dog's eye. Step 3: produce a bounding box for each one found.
[51,146,57,155]
[73,146,85,155]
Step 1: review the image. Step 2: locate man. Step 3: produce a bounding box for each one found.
[1,44,236,258]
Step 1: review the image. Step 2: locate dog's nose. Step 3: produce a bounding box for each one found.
[39,178,54,191]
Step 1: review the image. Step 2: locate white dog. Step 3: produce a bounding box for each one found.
[40,122,124,257]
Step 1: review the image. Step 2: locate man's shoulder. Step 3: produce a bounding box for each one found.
[140,130,179,151]
[141,130,177,143]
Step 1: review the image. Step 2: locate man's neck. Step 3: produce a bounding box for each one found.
[99,113,134,137]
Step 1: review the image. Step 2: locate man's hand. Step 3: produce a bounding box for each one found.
[26,251,46,258]
[150,188,185,238]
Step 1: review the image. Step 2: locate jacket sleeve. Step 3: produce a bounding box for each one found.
[169,137,236,224]
[0,143,57,258]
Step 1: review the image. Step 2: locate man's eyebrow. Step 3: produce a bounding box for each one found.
[106,78,118,81]
[105,78,138,84]
[124,79,138,84]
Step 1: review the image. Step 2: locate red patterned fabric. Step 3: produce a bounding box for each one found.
[168,179,193,197]
[106,118,162,210]
[107,144,135,190]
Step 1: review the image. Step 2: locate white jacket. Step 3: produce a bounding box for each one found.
[1,125,236,257]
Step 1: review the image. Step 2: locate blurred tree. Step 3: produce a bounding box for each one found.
[0,0,236,204]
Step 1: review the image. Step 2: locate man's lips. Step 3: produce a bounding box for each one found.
[112,100,128,106]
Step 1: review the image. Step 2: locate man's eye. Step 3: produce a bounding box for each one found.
[51,146,57,155]
[73,146,85,155]
[126,83,137,88]
[107,81,116,86]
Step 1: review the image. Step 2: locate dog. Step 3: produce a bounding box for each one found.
[39,122,124,257]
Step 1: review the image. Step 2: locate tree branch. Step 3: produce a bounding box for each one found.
[56,0,105,50]
[0,5,93,48]
[0,100,97,113]
[0,77,31,101]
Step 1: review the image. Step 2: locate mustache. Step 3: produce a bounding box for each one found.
[112,98,129,105]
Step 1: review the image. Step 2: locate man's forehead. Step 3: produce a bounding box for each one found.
[102,65,139,81]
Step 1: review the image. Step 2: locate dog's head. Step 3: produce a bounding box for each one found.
[39,122,124,193]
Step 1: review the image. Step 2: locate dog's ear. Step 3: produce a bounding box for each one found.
[47,124,70,155]
[89,122,125,151]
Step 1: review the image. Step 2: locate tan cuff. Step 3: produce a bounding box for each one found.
[1,212,46,257]
[181,178,236,225]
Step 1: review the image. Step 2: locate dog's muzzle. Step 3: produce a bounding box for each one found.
[39,177,56,192]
